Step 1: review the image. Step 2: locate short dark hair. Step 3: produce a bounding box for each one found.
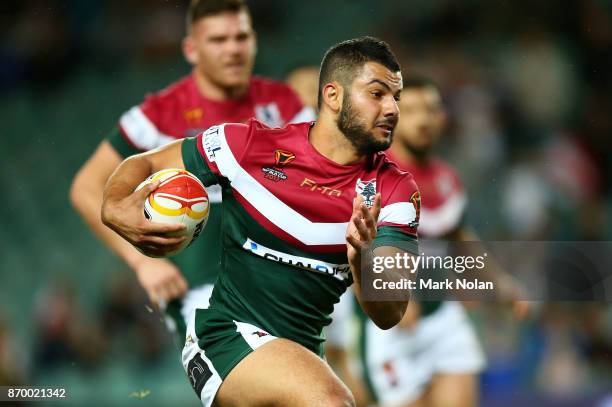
[318,36,400,108]
[187,0,250,27]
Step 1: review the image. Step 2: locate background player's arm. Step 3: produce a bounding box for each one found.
[70,141,156,269]
[447,225,531,319]
[70,140,188,305]
[101,139,187,258]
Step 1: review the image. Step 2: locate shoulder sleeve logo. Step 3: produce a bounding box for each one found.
[202,125,222,162]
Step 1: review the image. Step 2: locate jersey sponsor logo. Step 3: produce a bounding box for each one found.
[255,103,282,128]
[409,190,421,228]
[262,149,294,182]
[243,238,351,281]
[356,178,377,208]
[187,353,213,397]
[300,178,342,197]
[202,125,222,162]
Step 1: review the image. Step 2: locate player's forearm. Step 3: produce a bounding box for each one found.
[104,155,152,203]
[350,245,413,329]
[352,281,407,330]
[101,154,153,229]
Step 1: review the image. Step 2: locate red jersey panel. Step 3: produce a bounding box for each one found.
[386,150,466,238]
[195,120,420,252]
[117,73,307,152]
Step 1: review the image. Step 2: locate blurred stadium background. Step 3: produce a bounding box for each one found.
[1,0,612,405]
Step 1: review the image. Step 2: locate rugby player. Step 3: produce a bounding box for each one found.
[101,37,420,407]
[70,0,311,339]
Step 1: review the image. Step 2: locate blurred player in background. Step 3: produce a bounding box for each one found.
[367,78,486,407]
[327,78,487,407]
[287,64,319,110]
[70,0,311,342]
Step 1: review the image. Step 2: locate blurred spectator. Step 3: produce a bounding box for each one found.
[100,271,171,368]
[0,315,26,385]
[32,280,106,373]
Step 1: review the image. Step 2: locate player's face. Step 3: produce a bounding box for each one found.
[394,87,446,157]
[188,11,256,90]
[337,62,402,155]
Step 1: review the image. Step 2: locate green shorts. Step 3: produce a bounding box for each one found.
[163,284,214,343]
[181,307,278,407]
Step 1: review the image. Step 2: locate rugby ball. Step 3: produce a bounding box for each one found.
[136,169,210,256]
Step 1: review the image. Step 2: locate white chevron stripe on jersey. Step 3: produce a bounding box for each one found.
[379,202,417,226]
[119,106,174,151]
[200,124,349,246]
[419,191,467,237]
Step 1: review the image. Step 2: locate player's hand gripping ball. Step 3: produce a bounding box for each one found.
[136,169,210,256]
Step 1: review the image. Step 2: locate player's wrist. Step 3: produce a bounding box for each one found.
[126,251,153,271]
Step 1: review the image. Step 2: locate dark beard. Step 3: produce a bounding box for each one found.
[337,92,392,155]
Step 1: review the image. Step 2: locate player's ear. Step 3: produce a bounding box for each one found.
[322,82,342,112]
[182,36,198,65]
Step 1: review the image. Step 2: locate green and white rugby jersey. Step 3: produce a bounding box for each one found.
[182,119,420,354]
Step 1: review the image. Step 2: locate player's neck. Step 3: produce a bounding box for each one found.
[389,141,429,166]
[309,117,364,166]
[193,70,248,101]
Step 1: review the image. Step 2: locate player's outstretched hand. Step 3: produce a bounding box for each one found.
[133,256,188,308]
[102,180,187,257]
[346,194,382,272]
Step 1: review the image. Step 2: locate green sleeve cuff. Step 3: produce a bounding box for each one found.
[373,226,419,254]
[106,127,140,158]
[181,137,219,187]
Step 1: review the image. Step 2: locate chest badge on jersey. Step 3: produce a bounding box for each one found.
[355,178,377,208]
[262,149,295,182]
[274,149,295,166]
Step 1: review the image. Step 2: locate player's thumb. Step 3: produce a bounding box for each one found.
[135,180,160,200]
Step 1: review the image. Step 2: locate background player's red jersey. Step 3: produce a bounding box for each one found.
[111,73,309,156]
[386,151,466,238]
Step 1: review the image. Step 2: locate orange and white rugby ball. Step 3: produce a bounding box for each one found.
[136,169,209,256]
